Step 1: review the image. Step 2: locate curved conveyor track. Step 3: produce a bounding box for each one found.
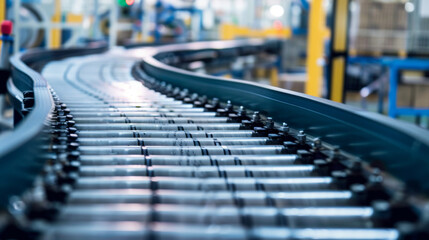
[33,50,401,240]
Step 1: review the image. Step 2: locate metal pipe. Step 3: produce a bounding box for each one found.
[109,0,118,48]
[13,0,20,54]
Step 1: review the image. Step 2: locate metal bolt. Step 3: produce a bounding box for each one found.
[159,82,166,91]
[172,87,180,95]
[238,106,246,116]
[226,100,233,111]
[252,111,261,123]
[190,93,198,101]
[265,117,274,129]
[67,151,80,161]
[8,196,26,215]
[66,120,75,127]
[212,98,219,106]
[67,133,78,142]
[66,114,73,121]
[369,169,383,184]
[351,183,367,204]
[280,122,289,134]
[67,142,79,151]
[297,130,306,144]
[312,138,322,149]
[67,127,77,134]
[330,146,341,160]
[62,161,80,173]
[372,200,391,220]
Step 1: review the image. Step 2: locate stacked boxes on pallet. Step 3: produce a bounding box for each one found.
[351,0,429,109]
[352,0,407,55]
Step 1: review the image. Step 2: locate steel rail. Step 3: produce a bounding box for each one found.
[135,40,429,194]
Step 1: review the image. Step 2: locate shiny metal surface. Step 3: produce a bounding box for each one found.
[7,40,429,239]
[31,52,401,240]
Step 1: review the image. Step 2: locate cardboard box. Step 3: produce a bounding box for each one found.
[279,73,306,93]
[396,79,429,108]
[414,83,429,108]
[354,0,408,54]
[395,3,408,30]
[396,84,414,107]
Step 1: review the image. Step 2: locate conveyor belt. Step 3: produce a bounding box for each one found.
[2,40,429,239]
[28,52,396,240]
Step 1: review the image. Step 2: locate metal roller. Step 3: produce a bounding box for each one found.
[65,101,184,106]
[78,165,315,178]
[73,112,217,118]
[67,104,195,109]
[78,155,298,166]
[67,189,353,206]
[75,177,333,191]
[73,117,228,124]
[77,137,268,146]
[56,205,374,228]
[41,223,399,240]
[78,145,285,155]
[75,123,242,131]
[69,107,205,112]
[77,130,255,138]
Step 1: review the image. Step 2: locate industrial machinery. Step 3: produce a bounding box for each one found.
[1,39,429,239]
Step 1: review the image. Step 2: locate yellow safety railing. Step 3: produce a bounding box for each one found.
[305,0,326,98]
[220,24,291,40]
[50,0,62,48]
[0,0,5,49]
[329,0,349,103]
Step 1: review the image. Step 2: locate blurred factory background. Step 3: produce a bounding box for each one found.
[1,0,429,127]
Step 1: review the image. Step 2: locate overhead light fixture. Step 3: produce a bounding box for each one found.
[269,4,285,18]
[405,2,415,13]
